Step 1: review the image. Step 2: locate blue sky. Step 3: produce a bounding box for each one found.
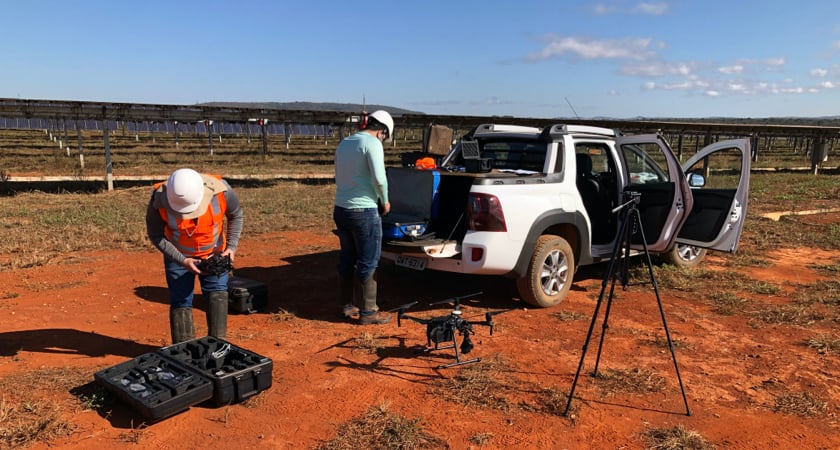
[2,0,839,119]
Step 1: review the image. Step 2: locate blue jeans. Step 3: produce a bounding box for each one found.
[333,206,382,282]
[164,256,229,309]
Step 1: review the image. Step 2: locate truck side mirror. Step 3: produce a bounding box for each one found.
[687,172,705,188]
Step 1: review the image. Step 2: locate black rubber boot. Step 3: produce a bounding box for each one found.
[359,271,391,325]
[206,290,228,340]
[169,307,195,344]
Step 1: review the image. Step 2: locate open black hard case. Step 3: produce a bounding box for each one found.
[94,337,272,420]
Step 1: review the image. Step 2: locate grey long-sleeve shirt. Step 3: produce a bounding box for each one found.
[145,178,243,264]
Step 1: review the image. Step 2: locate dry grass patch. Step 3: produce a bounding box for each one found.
[527,386,577,419]
[641,425,715,450]
[270,308,297,322]
[469,432,494,446]
[353,332,390,355]
[808,261,840,276]
[316,403,448,450]
[595,367,667,396]
[430,356,514,411]
[806,334,840,355]
[707,291,749,315]
[749,304,825,327]
[550,310,589,322]
[0,367,94,449]
[773,391,828,417]
[793,279,840,307]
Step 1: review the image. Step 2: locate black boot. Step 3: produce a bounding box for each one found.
[169,307,195,344]
[206,290,228,340]
[358,271,390,325]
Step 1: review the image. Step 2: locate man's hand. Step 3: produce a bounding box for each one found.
[220,248,236,264]
[381,201,391,216]
[183,257,202,274]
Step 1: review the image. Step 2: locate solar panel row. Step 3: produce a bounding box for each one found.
[0,117,334,136]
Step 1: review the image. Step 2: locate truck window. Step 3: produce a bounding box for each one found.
[684,146,743,189]
[481,140,548,172]
[621,143,671,185]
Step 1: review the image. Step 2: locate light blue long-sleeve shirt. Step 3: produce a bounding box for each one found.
[334,131,389,209]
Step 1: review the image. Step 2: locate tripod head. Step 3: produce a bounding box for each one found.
[612,190,642,214]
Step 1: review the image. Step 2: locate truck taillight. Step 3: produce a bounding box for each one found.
[467,193,507,232]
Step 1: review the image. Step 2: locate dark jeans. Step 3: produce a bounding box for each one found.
[333,206,382,282]
[164,256,228,309]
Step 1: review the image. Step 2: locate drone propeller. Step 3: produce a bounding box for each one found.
[429,291,483,308]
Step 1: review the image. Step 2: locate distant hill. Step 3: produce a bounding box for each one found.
[199,101,422,117]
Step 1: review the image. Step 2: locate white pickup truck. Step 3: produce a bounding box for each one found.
[381,123,751,308]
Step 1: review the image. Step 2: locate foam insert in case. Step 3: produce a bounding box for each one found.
[157,337,272,406]
[94,352,213,421]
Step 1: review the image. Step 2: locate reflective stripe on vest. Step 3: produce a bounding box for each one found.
[160,192,227,257]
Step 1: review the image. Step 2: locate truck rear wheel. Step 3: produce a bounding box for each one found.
[516,235,575,308]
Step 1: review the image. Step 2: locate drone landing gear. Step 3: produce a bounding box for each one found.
[416,336,481,369]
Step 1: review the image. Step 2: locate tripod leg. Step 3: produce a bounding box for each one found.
[592,207,633,376]
[563,207,631,417]
[631,208,692,416]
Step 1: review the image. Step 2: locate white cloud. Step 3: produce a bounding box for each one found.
[833,41,840,50]
[593,4,615,15]
[526,35,657,61]
[643,81,656,90]
[718,65,744,74]
[662,81,698,90]
[811,68,829,77]
[705,90,720,97]
[819,81,835,88]
[593,1,669,15]
[633,2,669,15]
[621,61,696,76]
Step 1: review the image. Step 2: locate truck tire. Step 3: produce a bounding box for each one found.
[516,235,575,308]
[660,244,706,268]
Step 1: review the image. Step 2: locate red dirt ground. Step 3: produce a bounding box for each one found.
[1,230,838,449]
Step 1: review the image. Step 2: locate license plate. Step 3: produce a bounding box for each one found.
[395,255,427,271]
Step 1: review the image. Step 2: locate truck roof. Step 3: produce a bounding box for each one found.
[473,123,616,140]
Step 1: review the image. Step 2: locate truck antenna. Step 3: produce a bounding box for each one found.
[565,97,580,119]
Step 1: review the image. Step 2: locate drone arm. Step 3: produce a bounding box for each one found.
[400,314,430,326]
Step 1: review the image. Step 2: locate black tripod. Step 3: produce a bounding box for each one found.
[563,191,690,417]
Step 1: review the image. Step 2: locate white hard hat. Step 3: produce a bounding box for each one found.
[166,168,205,214]
[369,110,394,141]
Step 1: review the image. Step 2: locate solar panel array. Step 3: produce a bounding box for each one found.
[0,117,334,137]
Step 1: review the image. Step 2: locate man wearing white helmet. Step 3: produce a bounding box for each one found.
[146,168,244,343]
[333,109,394,325]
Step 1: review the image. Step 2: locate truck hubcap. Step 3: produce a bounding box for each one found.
[540,250,569,295]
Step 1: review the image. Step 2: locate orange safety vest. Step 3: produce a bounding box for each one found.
[154,176,227,258]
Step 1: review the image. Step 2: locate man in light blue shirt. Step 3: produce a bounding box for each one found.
[333,110,394,325]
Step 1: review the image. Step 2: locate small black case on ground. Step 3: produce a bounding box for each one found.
[93,352,214,421]
[228,275,268,314]
[158,337,273,406]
